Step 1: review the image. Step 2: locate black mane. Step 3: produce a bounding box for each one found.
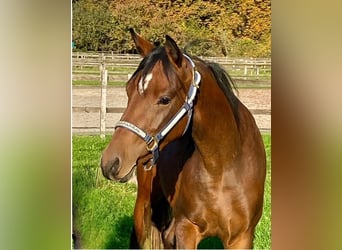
[189,55,240,125]
[207,61,240,125]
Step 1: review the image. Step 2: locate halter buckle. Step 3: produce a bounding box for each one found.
[145,136,158,152]
[144,136,159,170]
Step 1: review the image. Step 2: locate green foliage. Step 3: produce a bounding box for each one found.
[229,35,271,57]
[72,0,271,57]
[72,0,115,51]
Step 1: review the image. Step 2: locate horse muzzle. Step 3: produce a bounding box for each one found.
[100,156,136,183]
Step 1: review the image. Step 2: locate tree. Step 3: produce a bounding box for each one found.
[72,0,271,57]
[72,0,115,51]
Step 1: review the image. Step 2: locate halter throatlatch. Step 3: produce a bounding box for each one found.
[115,54,201,171]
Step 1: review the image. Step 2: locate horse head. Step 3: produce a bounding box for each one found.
[101,29,199,182]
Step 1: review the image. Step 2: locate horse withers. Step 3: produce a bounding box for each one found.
[101,29,266,249]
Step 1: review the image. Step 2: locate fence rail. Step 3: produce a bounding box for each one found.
[72,53,271,135]
[72,52,271,82]
[72,52,271,63]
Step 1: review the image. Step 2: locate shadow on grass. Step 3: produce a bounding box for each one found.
[105,215,134,249]
[103,216,224,249]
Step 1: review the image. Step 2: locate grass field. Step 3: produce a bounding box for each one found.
[72,134,271,249]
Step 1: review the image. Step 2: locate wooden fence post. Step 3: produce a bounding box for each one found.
[244,59,248,80]
[100,63,108,139]
[244,60,247,75]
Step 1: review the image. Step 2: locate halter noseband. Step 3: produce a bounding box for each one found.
[115,54,201,171]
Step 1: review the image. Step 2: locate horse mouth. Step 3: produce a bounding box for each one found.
[116,153,152,183]
[116,164,137,183]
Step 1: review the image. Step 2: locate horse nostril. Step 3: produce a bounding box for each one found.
[109,156,121,177]
[101,156,121,180]
[113,157,120,171]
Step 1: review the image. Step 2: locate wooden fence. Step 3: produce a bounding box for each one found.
[72,53,271,135]
[72,52,271,83]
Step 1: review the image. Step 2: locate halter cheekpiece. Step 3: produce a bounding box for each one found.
[115,54,201,171]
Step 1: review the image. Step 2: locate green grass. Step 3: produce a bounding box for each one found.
[73,136,137,248]
[254,133,271,249]
[72,134,271,249]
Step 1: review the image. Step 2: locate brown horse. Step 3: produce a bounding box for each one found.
[129,129,194,249]
[102,30,195,249]
[101,30,266,248]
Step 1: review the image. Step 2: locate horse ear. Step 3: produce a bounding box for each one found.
[165,35,183,68]
[129,28,154,57]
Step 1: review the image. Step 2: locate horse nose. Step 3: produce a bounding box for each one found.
[101,156,121,180]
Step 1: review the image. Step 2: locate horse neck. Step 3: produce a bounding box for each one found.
[191,65,241,168]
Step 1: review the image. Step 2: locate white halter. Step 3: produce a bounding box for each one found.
[115,54,201,170]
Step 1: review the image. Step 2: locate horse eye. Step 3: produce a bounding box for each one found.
[158,96,171,105]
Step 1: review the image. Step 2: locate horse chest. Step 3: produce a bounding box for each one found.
[172,161,247,229]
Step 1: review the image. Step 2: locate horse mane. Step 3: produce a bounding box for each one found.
[131,47,240,126]
[189,55,240,126]
[207,61,240,126]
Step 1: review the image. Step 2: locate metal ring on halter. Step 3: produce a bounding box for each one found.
[143,161,154,171]
[145,136,158,152]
